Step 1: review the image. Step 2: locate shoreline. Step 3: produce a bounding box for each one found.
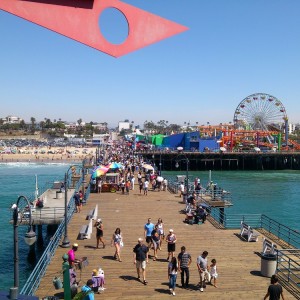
[0,146,97,164]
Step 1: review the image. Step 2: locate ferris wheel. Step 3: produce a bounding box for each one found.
[233,93,288,131]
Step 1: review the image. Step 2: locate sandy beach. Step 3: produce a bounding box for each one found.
[0,146,97,164]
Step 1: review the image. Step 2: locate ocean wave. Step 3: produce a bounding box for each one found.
[0,162,70,168]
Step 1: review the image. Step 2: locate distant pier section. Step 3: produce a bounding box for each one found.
[145,152,300,171]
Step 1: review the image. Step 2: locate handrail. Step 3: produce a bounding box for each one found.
[260,214,300,249]
[276,249,300,298]
[20,177,84,295]
[209,208,300,248]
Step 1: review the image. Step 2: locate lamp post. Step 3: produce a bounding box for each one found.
[81,159,87,200]
[175,152,189,197]
[61,165,75,248]
[10,195,37,300]
[159,152,162,176]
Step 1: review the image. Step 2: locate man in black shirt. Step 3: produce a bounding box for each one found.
[264,274,285,300]
[133,238,149,285]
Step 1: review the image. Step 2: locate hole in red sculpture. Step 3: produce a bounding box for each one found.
[99,7,129,45]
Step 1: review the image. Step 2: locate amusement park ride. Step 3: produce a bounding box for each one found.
[199,93,300,152]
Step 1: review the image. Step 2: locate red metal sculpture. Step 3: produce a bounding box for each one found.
[0,0,188,57]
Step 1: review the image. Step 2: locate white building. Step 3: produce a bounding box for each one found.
[118,121,131,132]
[288,123,296,134]
[1,115,23,124]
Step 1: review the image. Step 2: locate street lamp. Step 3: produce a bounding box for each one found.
[61,165,76,248]
[175,150,189,197]
[159,151,162,176]
[10,195,37,300]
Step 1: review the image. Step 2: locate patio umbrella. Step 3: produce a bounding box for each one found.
[91,166,109,178]
[107,162,123,170]
[142,164,154,170]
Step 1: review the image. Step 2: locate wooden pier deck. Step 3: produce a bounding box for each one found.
[35,186,296,299]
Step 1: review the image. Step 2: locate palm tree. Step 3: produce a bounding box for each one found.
[30,117,36,132]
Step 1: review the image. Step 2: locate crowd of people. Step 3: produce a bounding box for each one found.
[62,142,282,300]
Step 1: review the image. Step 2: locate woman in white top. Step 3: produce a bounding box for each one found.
[111,228,123,262]
[168,257,178,295]
[156,218,164,250]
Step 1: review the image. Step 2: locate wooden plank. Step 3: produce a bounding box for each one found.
[35,184,295,299]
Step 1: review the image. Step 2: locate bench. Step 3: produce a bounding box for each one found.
[86,204,98,220]
[79,219,93,239]
[262,238,277,255]
[240,221,260,242]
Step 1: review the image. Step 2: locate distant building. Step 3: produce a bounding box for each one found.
[288,123,296,134]
[87,134,110,145]
[1,115,23,124]
[118,121,131,132]
[64,122,77,130]
[92,123,108,132]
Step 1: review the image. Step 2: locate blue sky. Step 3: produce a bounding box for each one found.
[1,0,300,128]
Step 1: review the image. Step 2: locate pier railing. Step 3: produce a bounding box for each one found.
[21,177,87,296]
[276,249,300,299]
[209,208,300,249]
[165,175,232,204]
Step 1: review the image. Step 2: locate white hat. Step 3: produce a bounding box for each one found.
[169,229,174,233]
[73,243,79,248]
[97,219,101,222]
[138,238,143,242]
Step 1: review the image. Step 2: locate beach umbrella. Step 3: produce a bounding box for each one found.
[143,164,154,170]
[107,162,123,170]
[91,166,109,178]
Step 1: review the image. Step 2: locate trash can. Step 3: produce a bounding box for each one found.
[56,191,63,199]
[261,253,277,277]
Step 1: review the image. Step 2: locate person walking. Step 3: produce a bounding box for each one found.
[131,175,135,190]
[139,180,143,194]
[209,258,218,287]
[79,190,84,209]
[264,274,285,300]
[143,179,149,195]
[151,226,160,261]
[73,191,81,213]
[178,246,192,288]
[97,179,102,193]
[94,218,105,249]
[166,229,177,261]
[156,218,164,250]
[133,238,149,285]
[197,250,210,292]
[168,257,178,296]
[144,218,155,248]
[111,228,123,262]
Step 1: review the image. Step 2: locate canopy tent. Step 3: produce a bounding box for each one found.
[151,134,165,146]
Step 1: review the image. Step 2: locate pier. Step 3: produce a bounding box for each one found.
[146,152,300,170]
[34,183,297,299]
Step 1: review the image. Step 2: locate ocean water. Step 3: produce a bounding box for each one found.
[0,164,300,292]
[0,163,70,291]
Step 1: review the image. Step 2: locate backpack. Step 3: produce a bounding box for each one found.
[73,290,93,300]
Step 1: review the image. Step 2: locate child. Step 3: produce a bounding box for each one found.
[209,258,218,287]
[92,268,105,293]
